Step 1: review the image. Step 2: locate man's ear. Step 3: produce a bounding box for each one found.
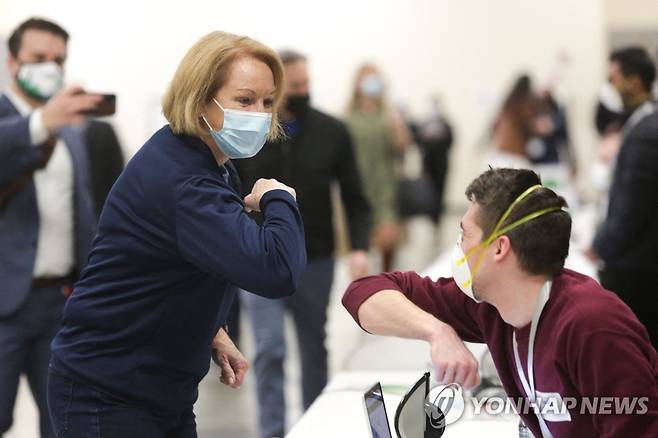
[7,55,19,76]
[630,75,646,95]
[493,235,512,261]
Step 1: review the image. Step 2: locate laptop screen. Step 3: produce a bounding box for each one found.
[364,382,393,438]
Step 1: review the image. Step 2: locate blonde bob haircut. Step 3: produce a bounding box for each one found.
[162,31,284,140]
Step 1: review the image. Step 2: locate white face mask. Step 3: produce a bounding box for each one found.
[450,234,482,303]
[359,74,383,97]
[16,61,64,101]
[202,98,272,160]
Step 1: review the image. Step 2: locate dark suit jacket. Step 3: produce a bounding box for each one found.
[85,119,124,217]
[0,94,97,316]
[594,104,658,271]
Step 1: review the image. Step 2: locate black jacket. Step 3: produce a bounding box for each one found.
[594,103,658,271]
[85,120,124,217]
[233,108,371,259]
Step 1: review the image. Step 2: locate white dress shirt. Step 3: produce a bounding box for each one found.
[5,88,75,277]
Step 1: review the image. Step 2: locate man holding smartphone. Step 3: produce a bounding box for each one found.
[0,17,120,437]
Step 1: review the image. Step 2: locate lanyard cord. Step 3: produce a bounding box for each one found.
[512,281,553,438]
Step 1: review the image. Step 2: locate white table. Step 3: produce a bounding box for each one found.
[286,371,519,437]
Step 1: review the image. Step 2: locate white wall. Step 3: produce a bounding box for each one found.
[605,0,658,28]
[1,0,608,205]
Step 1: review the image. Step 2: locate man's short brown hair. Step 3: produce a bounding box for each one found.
[8,18,69,57]
[465,168,571,276]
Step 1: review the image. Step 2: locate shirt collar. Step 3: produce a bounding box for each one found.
[4,86,34,117]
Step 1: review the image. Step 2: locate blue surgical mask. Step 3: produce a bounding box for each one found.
[202,98,272,159]
[359,74,383,97]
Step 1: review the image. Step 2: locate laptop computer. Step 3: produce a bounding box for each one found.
[364,382,393,438]
[365,374,445,438]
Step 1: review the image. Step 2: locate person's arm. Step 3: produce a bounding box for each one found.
[593,135,658,259]
[388,107,412,153]
[175,177,307,298]
[0,113,48,189]
[569,329,658,436]
[335,124,372,278]
[343,271,483,387]
[212,327,248,389]
[1,86,102,190]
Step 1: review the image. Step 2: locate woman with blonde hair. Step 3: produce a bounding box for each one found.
[47,31,306,437]
[345,63,410,272]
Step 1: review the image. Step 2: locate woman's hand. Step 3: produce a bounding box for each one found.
[374,222,400,252]
[348,250,370,280]
[212,328,249,389]
[244,178,297,212]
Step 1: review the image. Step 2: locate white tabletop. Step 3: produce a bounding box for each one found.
[286,371,519,438]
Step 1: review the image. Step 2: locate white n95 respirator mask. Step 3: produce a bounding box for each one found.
[450,236,481,303]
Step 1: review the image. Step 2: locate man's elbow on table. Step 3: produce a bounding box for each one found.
[341,275,404,334]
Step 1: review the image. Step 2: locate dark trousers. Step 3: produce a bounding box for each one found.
[0,283,67,438]
[47,361,197,438]
[240,256,335,438]
[600,268,658,349]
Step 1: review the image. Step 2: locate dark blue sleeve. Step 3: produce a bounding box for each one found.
[175,176,307,298]
[0,114,44,189]
[593,136,658,259]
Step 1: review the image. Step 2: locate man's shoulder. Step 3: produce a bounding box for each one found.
[553,269,644,335]
[627,109,658,141]
[0,93,18,117]
[308,107,348,133]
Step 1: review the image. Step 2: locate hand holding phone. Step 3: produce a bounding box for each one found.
[42,85,104,131]
[82,93,116,117]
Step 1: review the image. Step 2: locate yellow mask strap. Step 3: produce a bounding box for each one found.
[488,206,563,243]
[486,184,542,246]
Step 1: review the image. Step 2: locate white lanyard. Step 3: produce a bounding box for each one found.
[513,280,553,438]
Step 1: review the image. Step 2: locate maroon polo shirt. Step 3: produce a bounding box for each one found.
[342,268,658,437]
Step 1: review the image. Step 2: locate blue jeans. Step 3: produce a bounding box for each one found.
[240,256,335,438]
[47,360,196,438]
[0,282,67,438]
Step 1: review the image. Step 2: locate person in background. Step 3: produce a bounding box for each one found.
[588,47,658,349]
[85,119,124,217]
[411,95,454,223]
[344,168,658,437]
[527,90,576,174]
[595,82,626,137]
[590,82,626,204]
[0,17,105,437]
[346,63,410,272]
[233,49,371,438]
[47,31,307,437]
[489,74,539,168]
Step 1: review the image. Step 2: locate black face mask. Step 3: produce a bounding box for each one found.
[286,94,310,116]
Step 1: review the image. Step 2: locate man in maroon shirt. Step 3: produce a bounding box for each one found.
[343,168,658,437]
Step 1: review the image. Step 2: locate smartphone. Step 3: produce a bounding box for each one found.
[84,93,116,117]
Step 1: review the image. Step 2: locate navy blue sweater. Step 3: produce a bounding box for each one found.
[51,126,306,414]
